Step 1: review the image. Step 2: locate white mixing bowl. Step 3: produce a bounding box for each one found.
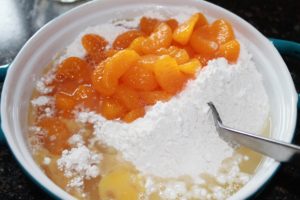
[1,0,298,199]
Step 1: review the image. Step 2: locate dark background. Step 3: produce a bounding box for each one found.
[0,0,300,199]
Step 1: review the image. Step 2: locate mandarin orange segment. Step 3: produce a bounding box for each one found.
[55,93,76,118]
[183,46,196,57]
[136,55,158,71]
[85,52,107,67]
[140,17,179,35]
[82,34,108,54]
[190,28,219,55]
[91,50,140,96]
[122,108,145,123]
[129,37,146,55]
[166,46,190,64]
[102,50,140,93]
[105,49,119,57]
[91,62,111,96]
[52,80,80,96]
[195,12,208,28]
[113,30,144,50]
[179,59,201,75]
[121,63,158,91]
[156,46,190,64]
[73,84,96,100]
[195,54,215,66]
[154,47,168,55]
[154,55,187,94]
[73,84,100,110]
[195,24,214,40]
[100,99,127,120]
[140,90,172,105]
[113,85,144,110]
[56,57,91,83]
[210,19,235,45]
[140,17,160,35]
[165,19,179,31]
[173,13,200,45]
[55,92,76,112]
[216,39,240,63]
[38,117,71,155]
[141,23,173,54]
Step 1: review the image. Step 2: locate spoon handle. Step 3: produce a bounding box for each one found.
[208,102,300,163]
[218,124,300,163]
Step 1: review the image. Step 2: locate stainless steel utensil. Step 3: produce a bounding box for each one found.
[208,102,300,163]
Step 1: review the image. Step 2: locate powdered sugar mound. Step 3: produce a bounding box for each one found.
[57,144,102,188]
[89,44,269,179]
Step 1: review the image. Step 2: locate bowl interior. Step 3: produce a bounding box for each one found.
[1,0,298,200]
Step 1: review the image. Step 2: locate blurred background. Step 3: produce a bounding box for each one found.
[0,0,299,199]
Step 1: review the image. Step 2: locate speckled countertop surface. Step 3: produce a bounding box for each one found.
[0,0,300,199]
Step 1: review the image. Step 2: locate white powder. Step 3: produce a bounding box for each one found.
[215,155,251,186]
[76,44,269,179]
[28,126,47,154]
[36,81,53,94]
[44,107,54,117]
[29,126,44,135]
[160,181,187,200]
[36,70,55,94]
[76,111,106,125]
[212,186,226,200]
[68,133,84,146]
[43,157,51,165]
[141,155,250,199]
[188,186,208,199]
[30,95,55,119]
[57,144,102,188]
[31,96,52,106]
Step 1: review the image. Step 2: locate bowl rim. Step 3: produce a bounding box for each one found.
[1,0,298,200]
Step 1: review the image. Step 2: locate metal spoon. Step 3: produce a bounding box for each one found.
[207,102,300,163]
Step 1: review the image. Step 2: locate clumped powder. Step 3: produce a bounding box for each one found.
[57,144,102,188]
[76,44,269,179]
